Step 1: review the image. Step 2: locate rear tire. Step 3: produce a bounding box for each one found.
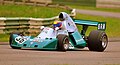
[57,34,69,51]
[9,32,23,49]
[88,30,108,52]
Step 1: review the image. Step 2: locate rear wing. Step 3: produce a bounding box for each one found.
[74,20,106,30]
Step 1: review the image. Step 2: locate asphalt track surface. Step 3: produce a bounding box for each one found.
[0,42,120,65]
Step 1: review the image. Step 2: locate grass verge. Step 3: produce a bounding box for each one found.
[53,0,96,7]
[0,34,9,42]
[0,4,69,18]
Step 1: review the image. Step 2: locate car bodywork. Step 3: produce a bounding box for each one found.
[10,12,108,52]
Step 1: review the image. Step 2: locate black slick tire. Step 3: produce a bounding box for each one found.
[57,34,69,51]
[88,30,108,52]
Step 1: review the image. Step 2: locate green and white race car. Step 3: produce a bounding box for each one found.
[9,12,108,52]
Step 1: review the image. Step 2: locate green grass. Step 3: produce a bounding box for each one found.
[0,34,9,42]
[76,13,120,38]
[53,0,96,7]
[0,4,69,18]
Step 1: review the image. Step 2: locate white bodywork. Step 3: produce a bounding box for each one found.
[59,12,78,32]
[37,27,68,39]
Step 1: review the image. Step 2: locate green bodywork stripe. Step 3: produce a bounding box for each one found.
[74,20,98,26]
[74,20,106,30]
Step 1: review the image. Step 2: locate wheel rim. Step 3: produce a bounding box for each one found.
[63,37,69,50]
[102,36,108,48]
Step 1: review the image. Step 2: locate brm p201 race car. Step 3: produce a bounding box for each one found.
[9,12,108,52]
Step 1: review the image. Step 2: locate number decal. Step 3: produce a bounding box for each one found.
[98,23,106,30]
[15,36,26,44]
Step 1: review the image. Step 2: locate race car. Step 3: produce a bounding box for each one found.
[9,12,108,52]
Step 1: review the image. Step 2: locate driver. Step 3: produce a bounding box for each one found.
[53,20,66,30]
[53,20,62,29]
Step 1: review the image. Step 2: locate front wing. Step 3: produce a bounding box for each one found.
[11,34,58,50]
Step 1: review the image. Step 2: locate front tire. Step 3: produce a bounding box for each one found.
[88,30,108,52]
[57,34,69,51]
